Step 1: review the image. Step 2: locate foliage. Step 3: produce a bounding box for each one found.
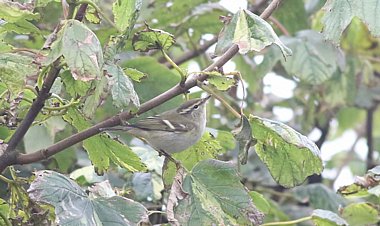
[0,0,380,225]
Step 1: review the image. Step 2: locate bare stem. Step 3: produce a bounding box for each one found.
[197,81,241,118]
[261,216,312,226]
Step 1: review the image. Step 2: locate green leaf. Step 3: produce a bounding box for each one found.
[23,125,54,154]
[162,133,222,188]
[148,0,219,33]
[0,43,12,53]
[123,67,147,82]
[232,115,256,164]
[292,184,346,213]
[263,199,290,223]
[321,0,380,45]
[132,25,175,52]
[84,134,146,173]
[83,76,109,119]
[342,203,379,226]
[28,170,149,225]
[85,5,100,24]
[174,159,264,225]
[0,53,39,96]
[249,191,270,214]
[62,19,104,81]
[61,70,91,97]
[104,63,140,109]
[312,209,348,226]
[63,109,146,174]
[324,57,357,107]
[280,30,342,84]
[34,0,60,8]
[250,115,323,187]
[341,17,379,54]
[215,130,235,151]
[207,72,237,91]
[215,9,292,58]
[42,26,64,66]
[337,183,369,198]
[273,0,308,35]
[0,198,11,225]
[0,0,40,34]
[112,0,142,34]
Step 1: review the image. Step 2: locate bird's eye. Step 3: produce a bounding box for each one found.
[193,104,199,109]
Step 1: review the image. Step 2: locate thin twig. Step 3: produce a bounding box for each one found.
[366,107,375,170]
[197,81,241,118]
[268,16,290,36]
[164,37,218,68]
[261,216,312,226]
[6,60,61,151]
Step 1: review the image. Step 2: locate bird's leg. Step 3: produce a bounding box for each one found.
[157,149,182,169]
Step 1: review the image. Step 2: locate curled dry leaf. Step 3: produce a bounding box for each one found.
[167,167,188,226]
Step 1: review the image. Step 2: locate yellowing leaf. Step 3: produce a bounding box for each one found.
[62,20,104,81]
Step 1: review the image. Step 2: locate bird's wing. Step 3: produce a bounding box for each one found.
[130,116,194,132]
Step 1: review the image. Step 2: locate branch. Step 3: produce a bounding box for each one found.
[164,37,218,68]
[366,107,375,170]
[74,3,88,21]
[268,16,290,36]
[9,0,284,169]
[0,5,89,172]
[315,121,330,149]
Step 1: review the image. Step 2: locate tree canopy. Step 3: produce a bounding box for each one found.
[1,0,380,225]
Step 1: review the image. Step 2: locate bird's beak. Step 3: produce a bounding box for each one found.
[202,95,211,104]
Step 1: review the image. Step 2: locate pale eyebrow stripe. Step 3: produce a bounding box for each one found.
[162,119,176,130]
[179,100,203,114]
